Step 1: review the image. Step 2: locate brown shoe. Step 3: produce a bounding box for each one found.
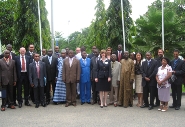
[65,103,69,107]
[72,103,76,106]
[11,105,16,109]
[158,105,163,111]
[114,103,117,107]
[1,107,5,111]
[162,106,168,112]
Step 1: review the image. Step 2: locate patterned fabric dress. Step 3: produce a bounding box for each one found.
[53,57,66,102]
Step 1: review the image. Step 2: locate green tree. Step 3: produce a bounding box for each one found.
[0,0,16,45]
[106,0,134,51]
[92,0,108,50]
[14,0,51,52]
[134,0,185,58]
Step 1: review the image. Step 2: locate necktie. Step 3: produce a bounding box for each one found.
[36,62,40,78]
[22,56,25,71]
[173,59,178,70]
[9,54,12,59]
[118,51,121,62]
[49,57,51,64]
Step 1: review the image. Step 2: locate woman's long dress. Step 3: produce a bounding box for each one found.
[53,58,66,102]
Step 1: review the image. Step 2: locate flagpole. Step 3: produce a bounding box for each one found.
[162,0,164,51]
[37,0,42,55]
[121,0,126,51]
[51,0,54,52]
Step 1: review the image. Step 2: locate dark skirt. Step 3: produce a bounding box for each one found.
[96,78,111,91]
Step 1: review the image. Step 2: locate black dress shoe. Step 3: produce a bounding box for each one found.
[169,105,175,108]
[148,106,153,110]
[53,102,58,105]
[41,103,46,107]
[100,106,103,108]
[46,101,50,105]
[175,107,180,110]
[154,104,160,107]
[91,101,97,105]
[35,104,39,108]
[81,102,85,105]
[87,102,91,104]
[18,103,22,108]
[14,103,18,106]
[140,104,149,108]
[129,104,133,107]
[25,103,31,106]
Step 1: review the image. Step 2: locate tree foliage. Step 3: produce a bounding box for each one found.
[106,0,134,50]
[134,0,185,58]
[0,0,16,45]
[14,0,51,52]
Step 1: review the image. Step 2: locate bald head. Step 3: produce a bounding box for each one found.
[19,47,26,56]
[76,47,81,54]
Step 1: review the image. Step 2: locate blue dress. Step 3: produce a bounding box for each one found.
[53,57,66,102]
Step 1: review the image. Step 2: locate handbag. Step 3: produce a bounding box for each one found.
[0,87,6,98]
[168,74,177,84]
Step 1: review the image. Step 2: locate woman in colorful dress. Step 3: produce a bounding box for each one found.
[53,49,67,104]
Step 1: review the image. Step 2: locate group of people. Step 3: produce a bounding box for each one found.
[0,44,185,112]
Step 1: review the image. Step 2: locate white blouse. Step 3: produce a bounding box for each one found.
[156,64,172,88]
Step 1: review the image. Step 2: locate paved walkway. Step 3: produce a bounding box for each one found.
[0,96,185,127]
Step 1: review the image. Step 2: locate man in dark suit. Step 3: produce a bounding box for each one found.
[140,52,158,110]
[0,44,17,106]
[169,49,185,110]
[80,51,91,105]
[154,49,164,107]
[112,44,124,62]
[62,50,81,107]
[87,46,96,59]
[42,49,58,105]
[53,46,60,58]
[0,50,17,111]
[29,53,47,108]
[25,44,35,57]
[25,44,35,103]
[90,49,99,104]
[15,47,31,108]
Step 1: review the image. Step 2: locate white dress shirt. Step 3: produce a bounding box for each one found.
[69,57,74,67]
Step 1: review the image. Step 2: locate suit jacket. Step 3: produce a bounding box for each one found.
[15,55,31,79]
[95,59,111,79]
[42,56,58,82]
[29,61,46,88]
[0,58,17,85]
[62,57,81,83]
[0,52,16,60]
[141,59,158,87]
[111,61,121,87]
[112,50,124,62]
[87,53,94,59]
[90,56,99,80]
[170,59,185,85]
[80,58,91,83]
[155,57,162,68]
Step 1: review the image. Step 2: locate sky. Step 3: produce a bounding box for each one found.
[45,0,156,38]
